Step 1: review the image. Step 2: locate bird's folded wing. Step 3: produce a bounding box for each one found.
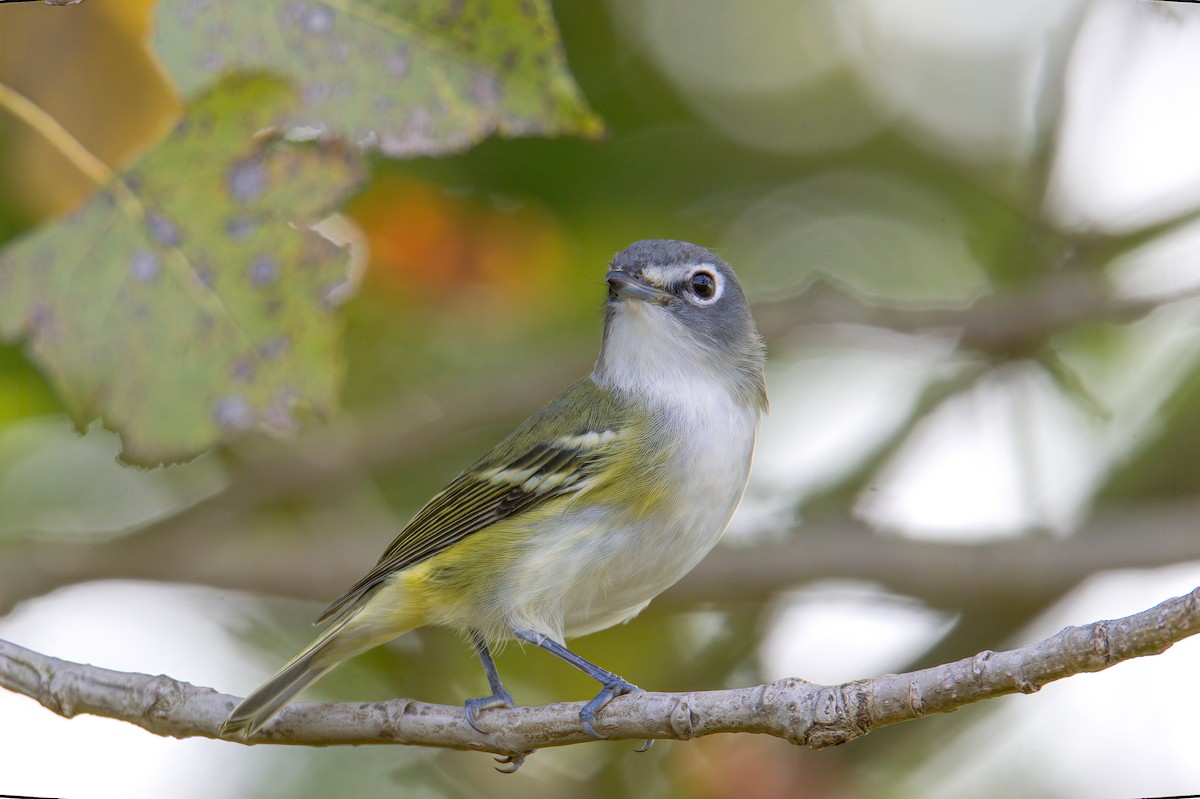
[315,427,623,624]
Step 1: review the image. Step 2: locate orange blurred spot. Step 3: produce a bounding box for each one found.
[348,175,569,311]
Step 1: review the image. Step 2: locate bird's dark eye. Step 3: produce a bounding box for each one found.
[689,272,717,300]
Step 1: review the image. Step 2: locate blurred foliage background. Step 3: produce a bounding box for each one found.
[2,1,1200,797]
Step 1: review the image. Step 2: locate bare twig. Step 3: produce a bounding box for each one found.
[1,586,1195,758]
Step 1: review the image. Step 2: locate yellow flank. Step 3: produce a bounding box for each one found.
[387,432,674,642]
[396,496,580,631]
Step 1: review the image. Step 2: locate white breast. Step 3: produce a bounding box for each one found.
[569,383,758,629]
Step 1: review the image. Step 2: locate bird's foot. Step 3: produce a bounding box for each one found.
[579,676,640,740]
[464,687,516,734]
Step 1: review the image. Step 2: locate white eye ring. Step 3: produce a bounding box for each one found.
[685,267,722,305]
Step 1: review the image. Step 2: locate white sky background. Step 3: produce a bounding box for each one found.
[4,1,1200,797]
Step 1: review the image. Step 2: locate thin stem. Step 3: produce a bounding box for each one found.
[0,79,111,187]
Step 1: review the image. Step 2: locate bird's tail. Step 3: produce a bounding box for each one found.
[221,606,414,740]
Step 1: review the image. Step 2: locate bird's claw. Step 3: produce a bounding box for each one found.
[469,688,527,772]
[579,677,641,740]
[465,688,516,734]
[493,752,528,773]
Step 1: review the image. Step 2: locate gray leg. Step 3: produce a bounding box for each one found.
[513,628,643,740]
[464,631,516,734]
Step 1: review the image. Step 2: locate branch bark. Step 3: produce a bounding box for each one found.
[2,586,1196,761]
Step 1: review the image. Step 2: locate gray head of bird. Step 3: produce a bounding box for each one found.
[594,239,767,411]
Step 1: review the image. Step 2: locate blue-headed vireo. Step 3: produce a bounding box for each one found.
[222,239,767,744]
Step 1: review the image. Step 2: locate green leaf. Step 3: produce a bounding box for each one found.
[0,75,366,466]
[151,0,606,156]
[0,417,228,538]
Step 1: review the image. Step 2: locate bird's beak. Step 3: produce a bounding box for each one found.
[606,270,672,303]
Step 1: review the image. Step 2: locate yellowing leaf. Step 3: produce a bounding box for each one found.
[0,75,366,465]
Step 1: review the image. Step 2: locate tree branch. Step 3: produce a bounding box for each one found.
[5,499,1198,619]
[2,586,1196,759]
[754,268,1198,359]
[670,502,1200,610]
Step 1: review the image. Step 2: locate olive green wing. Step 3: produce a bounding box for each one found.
[315,380,628,623]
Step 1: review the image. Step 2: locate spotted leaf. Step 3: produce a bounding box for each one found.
[152,0,605,156]
[0,75,366,465]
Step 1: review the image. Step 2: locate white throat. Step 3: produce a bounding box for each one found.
[593,301,736,406]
